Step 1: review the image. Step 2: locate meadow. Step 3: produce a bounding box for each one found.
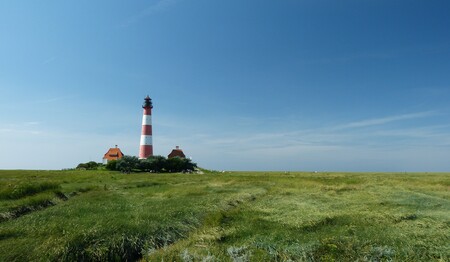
[0,170,448,261]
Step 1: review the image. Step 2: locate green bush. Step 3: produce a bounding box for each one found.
[99,155,197,173]
[141,155,167,173]
[143,156,196,173]
[165,157,197,172]
[105,160,118,171]
[76,161,102,170]
[116,156,140,173]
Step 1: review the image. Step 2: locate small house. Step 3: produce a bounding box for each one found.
[168,146,186,159]
[103,145,124,164]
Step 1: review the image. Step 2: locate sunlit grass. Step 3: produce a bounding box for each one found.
[0,170,448,261]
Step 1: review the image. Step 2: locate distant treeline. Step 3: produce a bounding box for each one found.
[76,156,197,173]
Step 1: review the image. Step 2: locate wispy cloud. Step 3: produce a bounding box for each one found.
[170,119,450,171]
[0,123,43,135]
[24,121,40,126]
[121,0,180,27]
[299,42,450,66]
[155,110,444,155]
[34,95,78,104]
[155,110,450,169]
[300,52,392,65]
[41,56,57,65]
[333,111,437,130]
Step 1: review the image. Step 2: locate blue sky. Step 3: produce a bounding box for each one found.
[1,0,450,171]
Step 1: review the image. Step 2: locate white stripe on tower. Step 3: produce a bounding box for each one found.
[142,115,152,125]
[140,135,152,145]
[139,95,153,159]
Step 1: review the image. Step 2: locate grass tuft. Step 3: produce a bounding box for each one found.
[395,213,418,223]
[227,246,251,262]
[301,216,339,232]
[0,198,55,222]
[136,182,162,188]
[0,182,60,200]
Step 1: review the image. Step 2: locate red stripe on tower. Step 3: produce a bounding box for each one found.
[139,95,153,159]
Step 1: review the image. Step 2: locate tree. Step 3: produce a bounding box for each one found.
[181,158,197,172]
[103,155,197,173]
[165,157,197,173]
[137,155,166,172]
[138,158,153,172]
[86,161,99,170]
[116,156,139,173]
[166,157,184,172]
[76,163,87,170]
[105,160,118,171]
[149,155,167,172]
[76,161,101,170]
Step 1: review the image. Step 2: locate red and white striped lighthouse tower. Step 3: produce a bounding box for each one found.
[139,95,153,159]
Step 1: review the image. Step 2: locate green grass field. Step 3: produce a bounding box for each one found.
[0,170,448,261]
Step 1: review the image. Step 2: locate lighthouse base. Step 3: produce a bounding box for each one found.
[139,145,153,159]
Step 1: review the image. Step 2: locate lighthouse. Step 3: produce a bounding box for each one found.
[139,95,153,159]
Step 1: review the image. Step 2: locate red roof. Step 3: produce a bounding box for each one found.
[168,147,186,159]
[103,147,124,161]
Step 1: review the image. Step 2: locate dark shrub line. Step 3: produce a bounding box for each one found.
[76,161,102,170]
[106,155,197,174]
[76,155,198,174]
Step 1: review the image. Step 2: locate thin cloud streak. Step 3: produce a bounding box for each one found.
[41,56,57,65]
[0,127,43,135]
[34,95,78,104]
[157,128,450,171]
[333,111,437,130]
[155,110,447,155]
[24,121,40,126]
[121,0,180,27]
[159,111,449,159]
